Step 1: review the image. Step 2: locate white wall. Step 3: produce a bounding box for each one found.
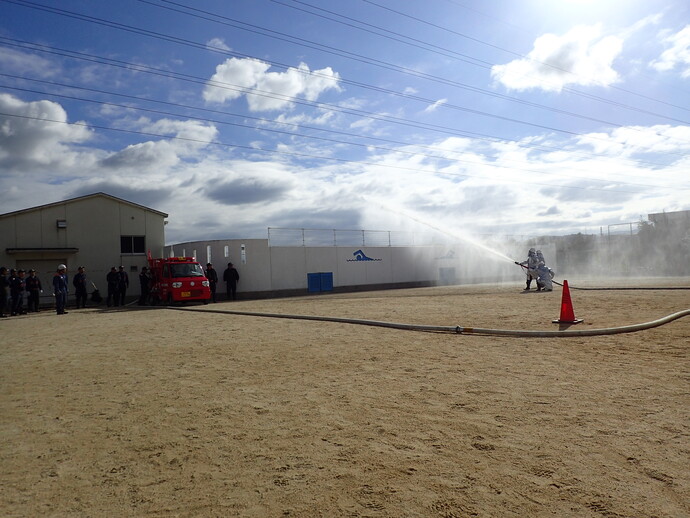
[169,240,455,296]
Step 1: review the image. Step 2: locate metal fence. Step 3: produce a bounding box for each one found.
[267,227,444,247]
[607,222,640,237]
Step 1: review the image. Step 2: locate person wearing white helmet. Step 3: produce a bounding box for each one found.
[535,250,554,292]
[516,248,539,290]
[53,264,69,315]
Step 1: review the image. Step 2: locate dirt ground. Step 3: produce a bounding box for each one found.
[1,277,689,517]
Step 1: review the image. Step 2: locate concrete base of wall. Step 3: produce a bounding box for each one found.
[235,281,438,301]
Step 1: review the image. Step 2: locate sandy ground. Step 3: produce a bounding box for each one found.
[1,277,689,517]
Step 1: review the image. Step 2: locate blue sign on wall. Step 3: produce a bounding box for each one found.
[347,249,382,262]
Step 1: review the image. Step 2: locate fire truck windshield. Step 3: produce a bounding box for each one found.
[170,263,205,278]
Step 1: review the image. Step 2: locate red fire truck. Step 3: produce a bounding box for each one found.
[147,252,211,305]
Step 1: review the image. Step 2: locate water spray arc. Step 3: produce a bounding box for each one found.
[365,198,690,293]
[367,199,516,264]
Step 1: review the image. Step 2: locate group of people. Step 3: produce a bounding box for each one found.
[0,263,130,316]
[0,264,71,317]
[106,266,130,307]
[1,261,241,315]
[202,262,240,303]
[516,248,555,292]
[99,261,241,307]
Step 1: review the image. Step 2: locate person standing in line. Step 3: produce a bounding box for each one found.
[7,268,17,311]
[10,269,26,316]
[106,266,119,307]
[222,262,240,300]
[72,266,88,309]
[25,269,43,312]
[53,264,69,315]
[0,266,10,318]
[205,263,218,303]
[117,266,129,306]
[5,269,17,315]
[138,267,150,305]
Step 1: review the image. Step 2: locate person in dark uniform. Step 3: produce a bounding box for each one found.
[7,268,17,308]
[117,266,129,306]
[10,269,26,316]
[25,269,43,312]
[72,266,88,309]
[222,262,240,300]
[205,263,218,303]
[138,267,150,305]
[6,268,17,315]
[53,264,68,315]
[0,266,9,318]
[106,267,119,307]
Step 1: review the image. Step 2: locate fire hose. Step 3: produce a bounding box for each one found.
[145,261,690,337]
[165,306,690,338]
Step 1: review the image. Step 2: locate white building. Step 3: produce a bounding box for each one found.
[170,230,526,299]
[0,193,167,305]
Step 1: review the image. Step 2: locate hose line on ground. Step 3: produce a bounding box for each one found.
[165,306,690,338]
[551,280,690,290]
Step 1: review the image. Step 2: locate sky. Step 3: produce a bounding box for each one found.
[1,0,689,244]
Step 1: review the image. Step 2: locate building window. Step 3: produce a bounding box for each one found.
[121,236,145,254]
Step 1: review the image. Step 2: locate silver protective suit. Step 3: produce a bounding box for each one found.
[535,250,554,291]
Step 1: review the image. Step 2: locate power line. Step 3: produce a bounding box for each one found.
[4,110,679,195]
[3,37,689,169]
[150,0,690,129]
[6,0,690,138]
[1,0,688,182]
[3,79,684,191]
[295,0,690,114]
[135,0,690,151]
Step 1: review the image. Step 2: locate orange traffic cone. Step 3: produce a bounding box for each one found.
[552,280,583,324]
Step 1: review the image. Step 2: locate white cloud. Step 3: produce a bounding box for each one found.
[100,118,218,170]
[620,13,663,38]
[100,140,181,170]
[577,124,690,157]
[203,57,341,111]
[143,118,218,149]
[491,24,623,92]
[1,94,687,242]
[651,25,690,78]
[0,94,93,170]
[273,110,336,127]
[0,47,58,78]
[203,58,270,104]
[423,98,448,113]
[206,37,231,52]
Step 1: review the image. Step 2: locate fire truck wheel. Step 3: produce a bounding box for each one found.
[203,299,209,305]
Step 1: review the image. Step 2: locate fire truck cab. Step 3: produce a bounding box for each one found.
[147,254,211,305]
